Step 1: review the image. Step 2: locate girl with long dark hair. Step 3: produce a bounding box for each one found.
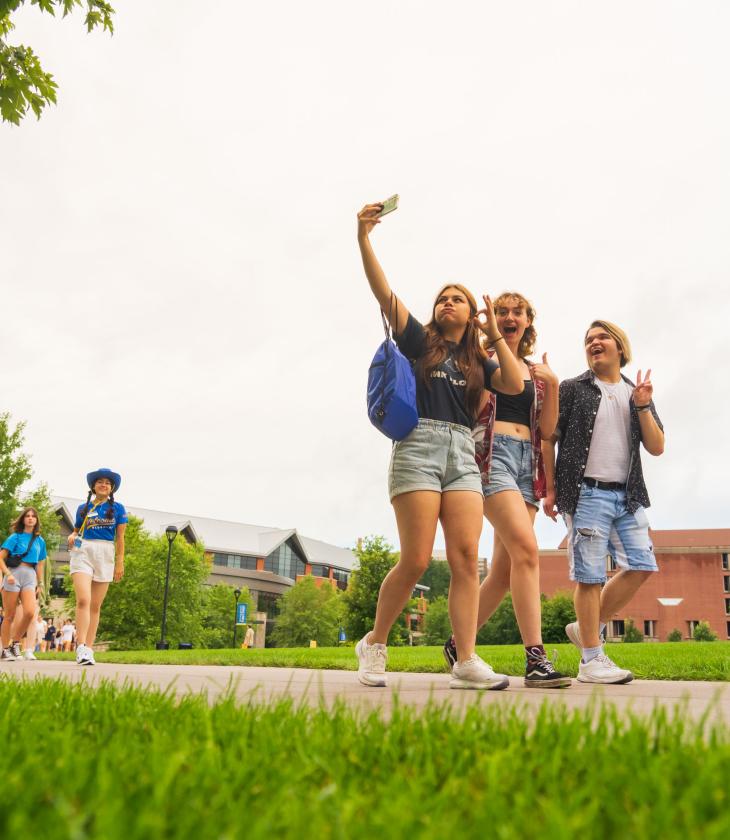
[0,507,47,661]
[355,202,524,689]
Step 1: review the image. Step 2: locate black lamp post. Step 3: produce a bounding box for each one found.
[156,525,178,650]
[232,588,242,648]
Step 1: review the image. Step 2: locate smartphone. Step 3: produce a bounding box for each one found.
[377,194,399,218]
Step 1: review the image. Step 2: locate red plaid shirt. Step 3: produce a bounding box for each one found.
[472,360,547,500]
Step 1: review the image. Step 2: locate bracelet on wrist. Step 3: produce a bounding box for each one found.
[635,404,651,413]
[490,335,505,344]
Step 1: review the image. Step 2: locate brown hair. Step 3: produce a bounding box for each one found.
[492,291,537,359]
[585,320,632,368]
[420,283,487,422]
[12,507,41,536]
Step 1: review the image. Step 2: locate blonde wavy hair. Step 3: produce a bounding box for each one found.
[491,291,537,359]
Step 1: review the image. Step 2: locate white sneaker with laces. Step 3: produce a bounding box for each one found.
[565,621,582,650]
[450,654,509,690]
[76,644,89,665]
[84,647,96,666]
[577,653,633,684]
[22,650,37,660]
[1,647,17,661]
[355,634,387,687]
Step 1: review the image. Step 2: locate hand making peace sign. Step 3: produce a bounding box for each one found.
[633,369,653,407]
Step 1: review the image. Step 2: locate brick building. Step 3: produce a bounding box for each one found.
[539,529,730,641]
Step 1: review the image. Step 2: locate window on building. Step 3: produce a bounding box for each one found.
[50,574,68,596]
[687,620,700,636]
[310,564,329,578]
[643,620,656,638]
[212,552,257,570]
[725,598,730,615]
[724,575,730,593]
[723,553,729,570]
[611,619,625,637]
[331,569,350,591]
[727,621,730,639]
[264,539,306,579]
[605,554,617,572]
[256,591,281,619]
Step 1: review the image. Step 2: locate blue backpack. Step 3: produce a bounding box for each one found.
[367,295,418,441]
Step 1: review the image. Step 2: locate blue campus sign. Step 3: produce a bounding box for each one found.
[236,603,248,625]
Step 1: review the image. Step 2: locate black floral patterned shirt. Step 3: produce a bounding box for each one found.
[554,370,663,516]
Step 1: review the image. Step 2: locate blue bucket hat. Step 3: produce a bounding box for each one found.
[87,468,121,492]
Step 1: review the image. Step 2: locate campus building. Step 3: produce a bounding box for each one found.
[52,497,355,643]
[538,528,730,641]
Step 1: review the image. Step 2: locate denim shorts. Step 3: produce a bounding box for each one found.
[1,563,38,592]
[564,482,658,584]
[482,434,538,507]
[388,418,482,500]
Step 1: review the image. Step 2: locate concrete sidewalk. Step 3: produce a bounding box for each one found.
[2,660,728,721]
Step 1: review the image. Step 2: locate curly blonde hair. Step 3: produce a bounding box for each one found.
[491,291,537,359]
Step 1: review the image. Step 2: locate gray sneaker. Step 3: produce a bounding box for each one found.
[450,654,509,690]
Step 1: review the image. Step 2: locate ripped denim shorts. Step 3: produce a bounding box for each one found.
[563,482,658,584]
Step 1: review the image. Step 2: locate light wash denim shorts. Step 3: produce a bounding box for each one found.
[388,418,482,501]
[564,482,658,584]
[483,433,538,508]
[1,563,38,592]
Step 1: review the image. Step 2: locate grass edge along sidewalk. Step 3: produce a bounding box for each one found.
[1,677,728,839]
[39,641,730,682]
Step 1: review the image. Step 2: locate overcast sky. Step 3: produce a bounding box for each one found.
[3,1,728,557]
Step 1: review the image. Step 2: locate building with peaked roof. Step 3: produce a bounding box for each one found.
[52,497,355,639]
[538,528,730,641]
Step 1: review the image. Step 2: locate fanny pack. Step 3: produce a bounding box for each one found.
[6,533,39,569]
[367,294,418,441]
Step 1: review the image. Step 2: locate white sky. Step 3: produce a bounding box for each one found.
[3,1,729,557]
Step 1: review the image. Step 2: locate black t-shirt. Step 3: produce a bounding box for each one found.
[395,314,499,428]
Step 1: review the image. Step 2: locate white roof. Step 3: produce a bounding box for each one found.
[53,497,355,572]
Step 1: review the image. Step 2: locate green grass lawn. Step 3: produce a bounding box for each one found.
[0,678,728,839]
[38,641,730,681]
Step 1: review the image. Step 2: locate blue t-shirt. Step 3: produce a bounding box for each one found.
[1,533,48,565]
[75,500,128,542]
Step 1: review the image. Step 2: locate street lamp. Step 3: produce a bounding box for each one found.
[156,525,178,650]
[232,588,242,648]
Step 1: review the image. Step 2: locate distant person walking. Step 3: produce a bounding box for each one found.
[61,619,75,652]
[67,468,128,665]
[42,619,56,652]
[543,320,665,684]
[243,626,255,649]
[0,507,47,661]
[355,201,523,690]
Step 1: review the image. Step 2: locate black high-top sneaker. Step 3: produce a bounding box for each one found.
[524,648,572,688]
[442,636,457,671]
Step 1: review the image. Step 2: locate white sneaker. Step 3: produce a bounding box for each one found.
[76,644,92,665]
[450,654,509,690]
[355,634,387,687]
[1,647,17,661]
[84,647,96,666]
[22,650,37,660]
[565,621,582,650]
[577,653,633,684]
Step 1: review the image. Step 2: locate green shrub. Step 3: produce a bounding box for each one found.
[423,596,451,645]
[623,619,643,643]
[693,621,718,642]
[667,628,683,642]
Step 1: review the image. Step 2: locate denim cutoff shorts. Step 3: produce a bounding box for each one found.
[1,563,38,592]
[564,482,658,584]
[388,418,482,501]
[482,434,538,508]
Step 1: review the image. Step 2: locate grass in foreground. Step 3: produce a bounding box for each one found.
[1,677,728,839]
[39,640,730,681]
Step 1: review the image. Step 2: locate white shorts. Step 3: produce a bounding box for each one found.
[69,539,115,583]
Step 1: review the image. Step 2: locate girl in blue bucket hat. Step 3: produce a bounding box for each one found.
[66,468,128,665]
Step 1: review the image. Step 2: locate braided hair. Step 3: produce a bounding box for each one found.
[80,483,117,525]
[79,489,93,521]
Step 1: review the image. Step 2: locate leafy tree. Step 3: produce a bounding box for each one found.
[342,535,410,646]
[693,621,718,642]
[477,593,521,645]
[0,0,115,125]
[66,516,211,649]
[420,558,451,601]
[0,412,32,532]
[270,576,344,648]
[623,619,643,643]
[667,628,683,642]
[541,591,576,643]
[423,595,451,646]
[200,583,253,649]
